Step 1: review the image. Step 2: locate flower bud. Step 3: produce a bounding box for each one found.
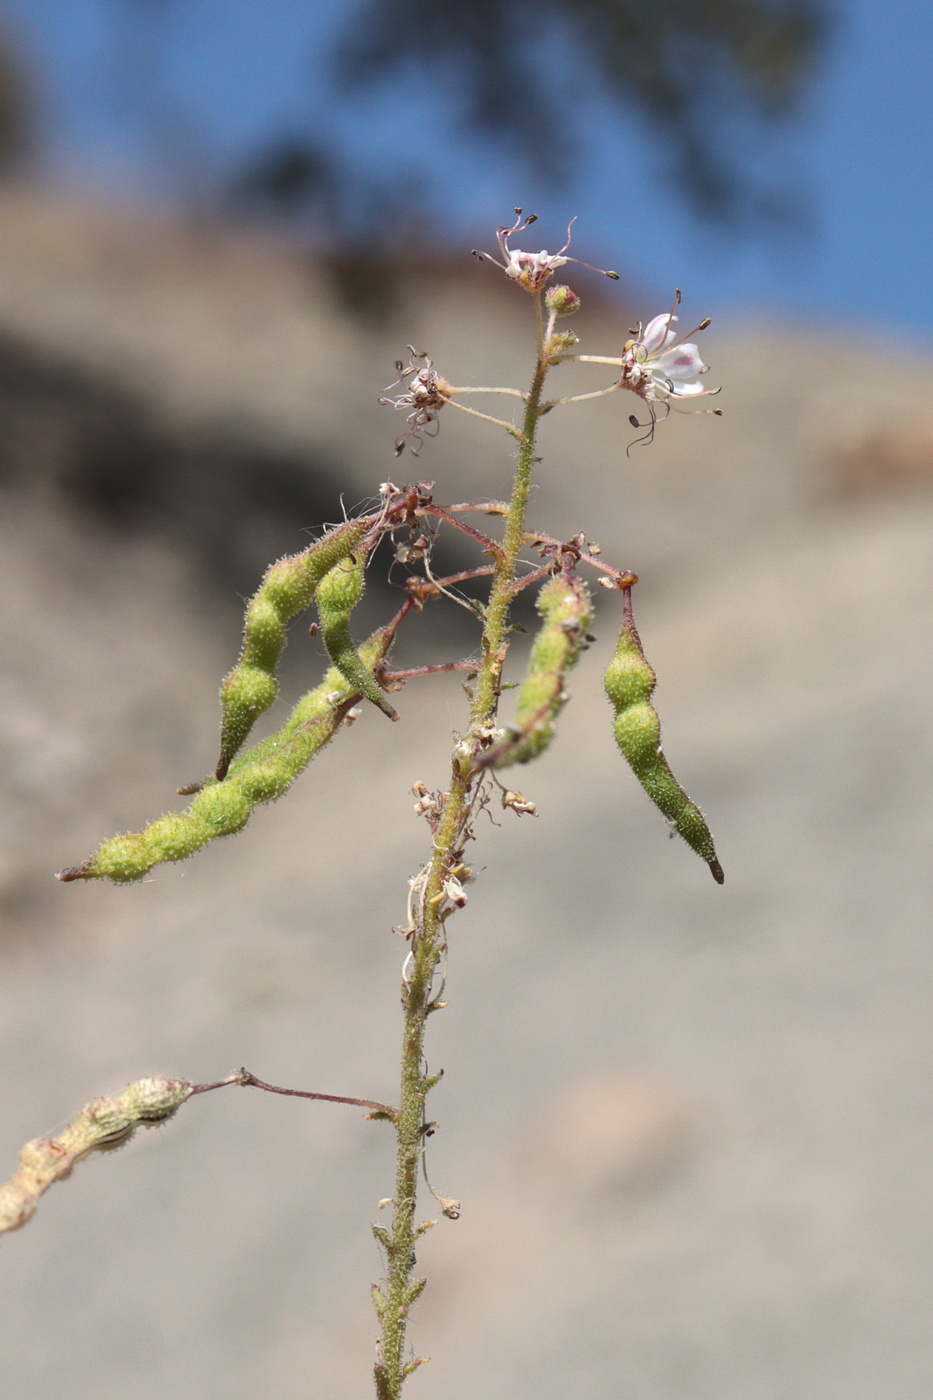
[545,285,581,316]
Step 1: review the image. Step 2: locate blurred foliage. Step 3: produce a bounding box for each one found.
[105,0,827,245]
[335,0,825,220]
[231,0,825,231]
[0,36,28,173]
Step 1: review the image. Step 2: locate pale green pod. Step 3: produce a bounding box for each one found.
[316,554,399,721]
[605,594,723,884]
[58,629,395,884]
[496,573,592,767]
[217,515,370,778]
[0,1076,192,1235]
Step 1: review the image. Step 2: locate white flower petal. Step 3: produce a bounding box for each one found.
[668,379,707,397]
[642,313,678,354]
[654,343,707,380]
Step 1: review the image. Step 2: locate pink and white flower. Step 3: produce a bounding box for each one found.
[619,293,720,445]
[473,210,618,293]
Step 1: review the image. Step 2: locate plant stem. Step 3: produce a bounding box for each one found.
[374,299,549,1399]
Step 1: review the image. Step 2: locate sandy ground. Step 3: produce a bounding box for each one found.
[2,192,933,1399]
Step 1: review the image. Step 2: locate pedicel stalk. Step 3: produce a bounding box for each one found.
[5,210,725,1399]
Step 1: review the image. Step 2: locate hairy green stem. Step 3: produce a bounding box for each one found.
[374,300,549,1399]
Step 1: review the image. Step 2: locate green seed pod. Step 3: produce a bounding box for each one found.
[217,515,370,778]
[58,628,396,884]
[494,572,593,768]
[604,591,723,884]
[316,553,399,721]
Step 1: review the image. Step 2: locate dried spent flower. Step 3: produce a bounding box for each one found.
[441,875,468,908]
[379,347,452,456]
[503,790,537,816]
[547,330,578,357]
[473,209,618,293]
[619,291,721,447]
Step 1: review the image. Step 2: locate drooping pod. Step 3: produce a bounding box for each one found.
[604,589,723,883]
[0,1076,192,1235]
[58,628,396,884]
[489,572,593,768]
[217,515,372,779]
[316,553,399,721]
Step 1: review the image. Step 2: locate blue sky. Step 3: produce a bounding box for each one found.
[4,0,932,341]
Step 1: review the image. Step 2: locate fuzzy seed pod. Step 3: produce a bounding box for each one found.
[58,629,396,884]
[545,284,581,316]
[491,573,593,769]
[316,554,399,721]
[604,591,723,883]
[217,516,371,778]
[0,1076,191,1235]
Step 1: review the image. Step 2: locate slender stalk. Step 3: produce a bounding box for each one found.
[374,295,550,1400]
[445,385,527,398]
[444,398,519,433]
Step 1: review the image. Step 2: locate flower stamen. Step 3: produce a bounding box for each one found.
[472,208,619,293]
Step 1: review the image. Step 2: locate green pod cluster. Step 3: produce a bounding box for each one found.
[604,596,724,884]
[217,516,371,778]
[58,630,394,884]
[316,553,399,722]
[498,573,593,767]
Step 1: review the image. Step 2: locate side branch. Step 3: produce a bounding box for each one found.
[189,1067,396,1118]
[0,1070,396,1237]
[526,529,638,589]
[447,500,509,516]
[383,662,478,684]
[416,504,505,561]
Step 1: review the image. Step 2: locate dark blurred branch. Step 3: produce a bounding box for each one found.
[112,0,826,250]
[0,36,30,173]
[336,0,826,220]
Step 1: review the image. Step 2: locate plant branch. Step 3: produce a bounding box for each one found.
[446,385,526,399]
[416,504,505,560]
[526,529,638,589]
[444,398,520,435]
[447,499,509,516]
[382,662,478,684]
[375,291,551,1400]
[189,1067,397,1118]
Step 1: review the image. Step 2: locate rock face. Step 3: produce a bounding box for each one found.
[2,187,933,1400]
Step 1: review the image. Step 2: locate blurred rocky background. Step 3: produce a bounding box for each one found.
[2,4,933,1399]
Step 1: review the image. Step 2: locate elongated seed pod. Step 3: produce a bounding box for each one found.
[217,515,371,778]
[604,590,723,884]
[0,1076,191,1235]
[490,573,592,768]
[58,629,395,884]
[316,553,399,721]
